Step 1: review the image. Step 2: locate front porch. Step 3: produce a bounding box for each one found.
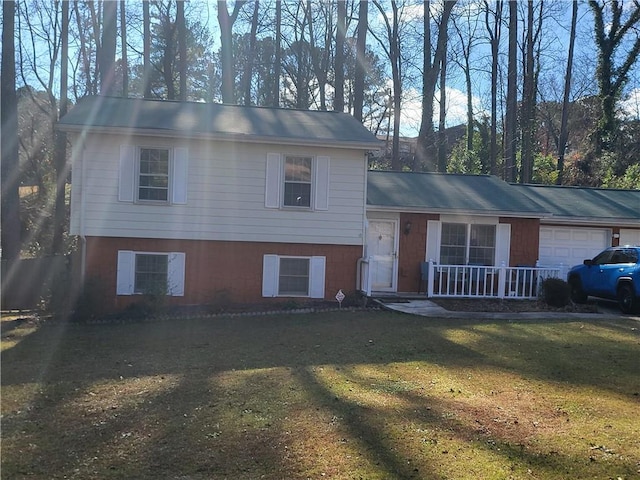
[357,259,561,300]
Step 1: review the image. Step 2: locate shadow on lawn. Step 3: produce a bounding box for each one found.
[2,312,639,479]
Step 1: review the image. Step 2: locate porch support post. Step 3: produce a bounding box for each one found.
[497,262,507,299]
[427,260,435,297]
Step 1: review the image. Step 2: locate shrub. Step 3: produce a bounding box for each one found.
[540,278,571,308]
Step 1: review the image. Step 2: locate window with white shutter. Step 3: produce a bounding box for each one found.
[262,254,326,298]
[116,250,185,296]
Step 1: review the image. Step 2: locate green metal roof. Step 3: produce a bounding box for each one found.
[58,96,382,149]
[367,171,547,216]
[367,170,640,223]
[512,183,640,224]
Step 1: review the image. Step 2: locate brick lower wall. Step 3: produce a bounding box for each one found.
[83,237,362,312]
[500,217,541,266]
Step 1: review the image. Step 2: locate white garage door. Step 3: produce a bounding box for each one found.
[538,226,610,276]
[620,229,640,246]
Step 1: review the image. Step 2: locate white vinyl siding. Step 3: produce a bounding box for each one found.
[262,254,326,298]
[72,135,365,245]
[116,250,185,296]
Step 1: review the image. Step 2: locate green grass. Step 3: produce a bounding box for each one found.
[2,311,639,479]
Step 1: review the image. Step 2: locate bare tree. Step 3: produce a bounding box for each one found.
[99,0,117,94]
[416,0,456,172]
[334,0,346,112]
[353,0,368,122]
[120,0,128,97]
[557,0,578,185]
[143,0,152,98]
[241,0,260,105]
[504,0,518,182]
[53,0,69,254]
[177,0,187,100]
[483,0,503,176]
[218,0,247,103]
[1,0,21,262]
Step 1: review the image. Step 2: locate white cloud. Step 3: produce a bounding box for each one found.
[620,88,640,120]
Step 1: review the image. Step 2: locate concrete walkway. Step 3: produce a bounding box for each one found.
[375,299,637,321]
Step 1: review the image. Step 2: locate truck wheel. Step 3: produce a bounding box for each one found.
[569,277,587,304]
[617,284,638,314]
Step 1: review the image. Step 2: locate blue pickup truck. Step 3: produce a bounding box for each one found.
[567,246,640,313]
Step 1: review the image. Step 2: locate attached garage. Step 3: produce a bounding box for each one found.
[620,229,640,246]
[538,226,610,274]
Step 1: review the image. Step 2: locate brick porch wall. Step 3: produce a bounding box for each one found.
[83,237,362,312]
[395,215,542,293]
[500,217,540,267]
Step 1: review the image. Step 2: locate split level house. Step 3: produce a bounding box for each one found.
[58,96,640,312]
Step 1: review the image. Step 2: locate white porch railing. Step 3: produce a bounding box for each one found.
[357,258,562,300]
[425,261,561,299]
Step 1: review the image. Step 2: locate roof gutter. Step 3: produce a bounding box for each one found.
[365,205,551,219]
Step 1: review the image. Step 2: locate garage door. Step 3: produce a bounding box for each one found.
[620,229,640,246]
[538,227,610,276]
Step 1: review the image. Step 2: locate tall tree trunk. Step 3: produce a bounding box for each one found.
[416,0,455,172]
[177,0,187,100]
[437,39,448,172]
[143,0,151,98]
[120,0,128,97]
[218,0,246,104]
[520,0,535,183]
[242,1,260,105]
[504,0,518,182]
[99,0,117,95]
[273,0,281,107]
[484,0,502,176]
[1,0,21,262]
[334,0,346,112]
[353,0,368,122]
[557,0,578,185]
[53,0,69,255]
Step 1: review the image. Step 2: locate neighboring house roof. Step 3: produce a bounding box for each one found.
[57,96,382,150]
[367,170,548,217]
[512,183,640,226]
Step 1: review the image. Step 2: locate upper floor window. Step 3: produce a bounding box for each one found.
[284,156,312,207]
[138,148,169,202]
[118,145,188,205]
[265,153,330,211]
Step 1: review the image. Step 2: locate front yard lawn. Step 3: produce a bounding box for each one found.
[2,311,639,479]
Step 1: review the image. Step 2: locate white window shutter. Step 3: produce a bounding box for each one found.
[167,252,186,296]
[309,256,326,299]
[265,153,281,208]
[495,223,512,266]
[172,147,188,205]
[262,254,279,297]
[116,251,135,295]
[314,156,330,211]
[426,220,442,263]
[118,145,136,202]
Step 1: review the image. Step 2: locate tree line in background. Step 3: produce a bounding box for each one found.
[1,0,639,260]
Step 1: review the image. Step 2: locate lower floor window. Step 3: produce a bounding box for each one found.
[278,257,310,296]
[262,254,326,298]
[440,223,496,266]
[117,250,185,296]
[134,254,168,294]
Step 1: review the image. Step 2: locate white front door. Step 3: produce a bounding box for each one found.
[367,220,398,292]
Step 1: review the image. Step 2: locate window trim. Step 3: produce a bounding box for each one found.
[283,156,313,209]
[116,250,185,296]
[264,153,330,211]
[136,146,172,204]
[262,254,326,298]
